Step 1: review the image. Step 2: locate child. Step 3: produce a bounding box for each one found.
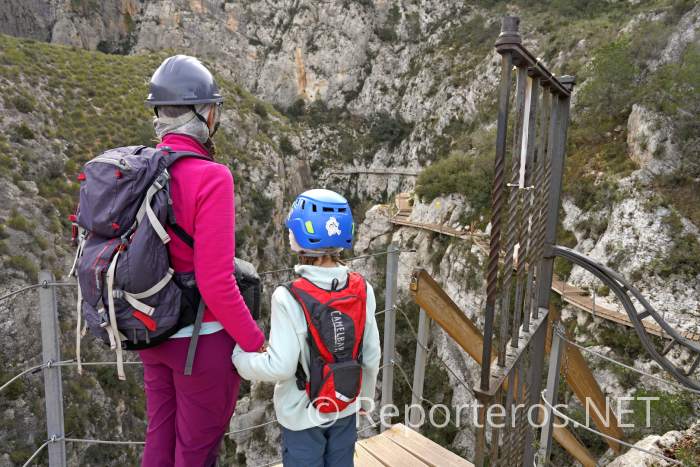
[233,189,381,467]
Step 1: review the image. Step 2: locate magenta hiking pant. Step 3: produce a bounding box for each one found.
[138,330,239,467]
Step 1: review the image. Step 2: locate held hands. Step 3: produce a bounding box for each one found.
[257,342,268,353]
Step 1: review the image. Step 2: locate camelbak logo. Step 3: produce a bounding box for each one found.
[330,310,346,353]
[326,217,341,236]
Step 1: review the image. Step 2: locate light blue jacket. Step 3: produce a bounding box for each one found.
[232,264,381,431]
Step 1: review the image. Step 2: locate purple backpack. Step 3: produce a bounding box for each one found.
[70,145,251,380]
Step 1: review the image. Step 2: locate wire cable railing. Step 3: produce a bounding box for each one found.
[0,281,76,303]
[556,330,700,395]
[396,305,475,397]
[8,245,694,467]
[22,438,54,467]
[540,391,683,466]
[1,248,413,466]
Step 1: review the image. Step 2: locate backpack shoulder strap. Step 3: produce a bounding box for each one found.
[158,147,213,167]
[280,280,314,391]
[156,147,212,248]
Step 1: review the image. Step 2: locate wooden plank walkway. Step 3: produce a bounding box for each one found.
[391,211,700,343]
[326,169,419,177]
[273,424,472,467]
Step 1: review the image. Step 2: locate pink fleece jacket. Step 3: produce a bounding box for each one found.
[156,134,264,352]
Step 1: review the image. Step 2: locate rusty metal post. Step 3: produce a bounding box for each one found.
[527,78,575,466]
[475,17,519,467]
[498,65,528,366]
[480,14,518,394]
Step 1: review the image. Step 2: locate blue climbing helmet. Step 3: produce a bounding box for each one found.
[286,189,354,251]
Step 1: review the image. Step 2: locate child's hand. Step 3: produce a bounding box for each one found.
[257,342,268,353]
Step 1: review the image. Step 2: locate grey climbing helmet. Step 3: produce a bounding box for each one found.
[145,55,223,106]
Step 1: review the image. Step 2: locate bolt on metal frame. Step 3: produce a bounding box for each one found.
[474,16,575,467]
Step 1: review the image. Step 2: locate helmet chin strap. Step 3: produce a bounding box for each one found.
[190,105,220,138]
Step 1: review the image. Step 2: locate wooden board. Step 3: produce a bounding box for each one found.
[270,444,391,467]
[410,269,493,365]
[358,432,427,467]
[382,424,473,467]
[410,268,598,467]
[551,278,700,341]
[547,305,624,453]
[354,443,387,467]
[392,202,699,343]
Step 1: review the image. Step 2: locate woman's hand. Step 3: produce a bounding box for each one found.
[257,342,268,353]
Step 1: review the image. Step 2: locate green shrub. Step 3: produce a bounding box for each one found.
[285,98,306,119]
[626,389,697,441]
[597,322,645,359]
[10,94,35,113]
[11,123,34,141]
[278,135,297,155]
[416,151,493,226]
[7,210,32,232]
[248,190,275,225]
[376,4,400,42]
[650,212,700,278]
[6,255,38,281]
[253,101,268,119]
[369,112,412,150]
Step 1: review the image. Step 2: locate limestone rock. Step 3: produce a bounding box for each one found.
[626,104,678,176]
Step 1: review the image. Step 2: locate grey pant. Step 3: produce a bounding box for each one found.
[281,414,357,467]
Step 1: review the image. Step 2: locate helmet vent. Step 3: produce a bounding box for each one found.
[337,208,347,212]
[322,207,334,212]
[311,204,318,212]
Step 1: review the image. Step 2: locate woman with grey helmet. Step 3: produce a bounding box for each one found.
[139,55,265,466]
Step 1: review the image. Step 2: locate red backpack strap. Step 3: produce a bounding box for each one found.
[285,278,335,362]
[343,272,367,359]
[282,278,325,392]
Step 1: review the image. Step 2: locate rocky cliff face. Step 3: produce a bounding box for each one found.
[1,0,699,466]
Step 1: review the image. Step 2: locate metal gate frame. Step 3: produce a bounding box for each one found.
[473,16,575,467]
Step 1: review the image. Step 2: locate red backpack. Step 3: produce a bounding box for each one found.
[285,272,367,413]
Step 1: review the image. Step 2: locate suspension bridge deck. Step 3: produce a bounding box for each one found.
[390,207,700,343]
[325,169,419,177]
[273,424,472,467]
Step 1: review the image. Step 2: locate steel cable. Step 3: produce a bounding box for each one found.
[556,330,700,395]
[540,390,683,466]
[0,362,47,393]
[21,438,52,467]
[0,281,76,303]
[396,306,475,397]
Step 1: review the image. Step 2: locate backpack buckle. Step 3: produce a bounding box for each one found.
[98,310,109,328]
[295,363,306,391]
[154,170,170,189]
